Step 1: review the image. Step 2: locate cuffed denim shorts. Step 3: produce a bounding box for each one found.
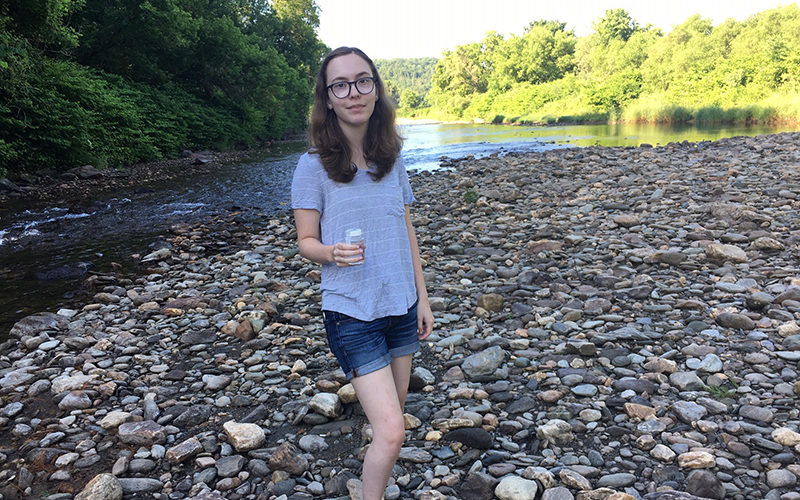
[322,302,420,381]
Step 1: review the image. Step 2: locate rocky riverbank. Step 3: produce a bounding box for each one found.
[0,145,288,207]
[2,132,800,500]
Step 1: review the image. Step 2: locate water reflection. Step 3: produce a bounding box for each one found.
[399,122,800,170]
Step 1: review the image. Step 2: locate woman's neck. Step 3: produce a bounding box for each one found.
[342,123,368,169]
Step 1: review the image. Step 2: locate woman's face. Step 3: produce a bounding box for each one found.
[325,53,378,131]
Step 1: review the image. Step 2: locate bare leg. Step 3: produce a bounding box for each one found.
[389,354,413,408]
[350,363,409,500]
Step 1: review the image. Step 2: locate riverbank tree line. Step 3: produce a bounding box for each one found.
[374,57,437,110]
[395,5,800,125]
[0,0,327,176]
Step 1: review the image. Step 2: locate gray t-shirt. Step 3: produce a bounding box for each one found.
[291,152,417,321]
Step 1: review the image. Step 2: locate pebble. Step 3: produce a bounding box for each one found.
[2,133,800,500]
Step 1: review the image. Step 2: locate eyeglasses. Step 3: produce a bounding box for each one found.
[327,77,375,99]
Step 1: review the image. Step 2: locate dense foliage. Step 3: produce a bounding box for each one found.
[414,5,800,124]
[374,57,437,109]
[0,0,327,175]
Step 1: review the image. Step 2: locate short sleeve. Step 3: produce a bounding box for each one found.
[397,156,416,205]
[291,153,323,212]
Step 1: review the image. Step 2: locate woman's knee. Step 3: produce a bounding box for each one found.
[374,419,406,450]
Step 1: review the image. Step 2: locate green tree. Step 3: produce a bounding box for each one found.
[595,8,639,43]
[575,9,658,81]
[0,0,326,174]
[428,34,499,116]
[490,21,575,91]
[400,88,421,109]
[268,0,327,82]
[383,79,400,104]
[640,14,716,94]
[74,0,197,85]
[1,0,85,50]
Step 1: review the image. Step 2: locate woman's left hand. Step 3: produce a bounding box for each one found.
[416,298,434,340]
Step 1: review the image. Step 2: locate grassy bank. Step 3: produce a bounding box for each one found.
[398,90,800,127]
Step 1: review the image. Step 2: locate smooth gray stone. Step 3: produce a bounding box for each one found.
[117,478,163,494]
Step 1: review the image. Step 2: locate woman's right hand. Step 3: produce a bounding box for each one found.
[331,241,365,267]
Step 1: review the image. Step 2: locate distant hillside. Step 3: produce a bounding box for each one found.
[375,57,438,106]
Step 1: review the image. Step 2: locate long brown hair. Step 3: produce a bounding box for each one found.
[310,46,403,183]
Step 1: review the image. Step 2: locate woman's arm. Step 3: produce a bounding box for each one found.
[404,205,433,340]
[294,209,363,267]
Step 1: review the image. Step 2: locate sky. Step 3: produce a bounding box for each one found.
[315,0,789,60]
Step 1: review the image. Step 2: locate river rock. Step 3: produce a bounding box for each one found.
[298,434,329,453]
[677,451,716,469]
[613,214,640,228]
[650,444,676,462]
[75,473,122,500]
[669,372,704,391]
[9,315,63,338]
[269,442,308,475]
[495,476,538,500]
[442,428,494,449]
[461,346,505,380]
[223,421,265,451]
[204,374,232,391]
[766,469,797,488]
[477,294,504,312]
[672,401,708,423]
[715,312,755,330]
[458,472,498,500]
[58,391,92,411]
[118,421,166,446]
[100,411,136,430]
[117,478,163,494]
[685,470,725,500]
[697,353,723,373]
[537,419,574,444]
[738,404,773,423]
[166,437,203,463]
[559,469,591,490]
[772,427,800,446]
[597,473,636,488]
[310,392,342,418]
[541,487,575,500]
[778,321,800,337]
[705,243,747,263]
[215,455,246,478]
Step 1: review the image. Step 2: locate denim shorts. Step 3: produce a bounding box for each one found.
[322,302,420,380]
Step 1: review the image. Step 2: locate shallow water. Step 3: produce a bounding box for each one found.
[2,122,799,339]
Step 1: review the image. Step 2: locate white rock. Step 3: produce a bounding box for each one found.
[51,374,94,395]
[772,427,800,447]
[222,421,265,452]
[495,476,539,500]
[310,392,342,418]
[536,419,574,444]
[100,412,136,430]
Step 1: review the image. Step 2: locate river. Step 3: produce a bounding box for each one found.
[2,121,800,339]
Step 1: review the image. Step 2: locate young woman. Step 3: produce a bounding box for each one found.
[291,47,434,500]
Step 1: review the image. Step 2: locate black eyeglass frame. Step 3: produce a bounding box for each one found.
[326,77,376,99]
